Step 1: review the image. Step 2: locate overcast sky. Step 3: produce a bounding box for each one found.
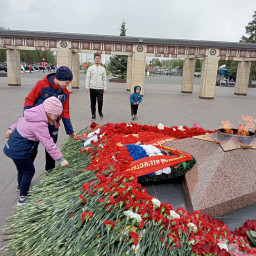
[0,0,255,43]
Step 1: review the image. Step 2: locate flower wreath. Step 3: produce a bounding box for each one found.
[78,123,197,184]
[122,141,196,184]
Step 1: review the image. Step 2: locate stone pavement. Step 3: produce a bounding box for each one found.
[1,72,256,251]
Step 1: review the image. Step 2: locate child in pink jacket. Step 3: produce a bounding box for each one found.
[4,97,69,205]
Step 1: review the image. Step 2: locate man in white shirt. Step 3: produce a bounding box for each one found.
[86,53,108,120]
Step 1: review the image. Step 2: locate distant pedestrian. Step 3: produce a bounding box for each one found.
[130,85,142,120]
[3,97,69,205]
[29,66,33,74]
[86,53,108,120]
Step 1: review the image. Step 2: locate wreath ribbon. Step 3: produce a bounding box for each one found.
[122,153,192,177]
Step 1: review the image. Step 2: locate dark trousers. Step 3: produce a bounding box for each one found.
[131,104,139,116]
[13,158,35,197]
[90,89,104,116]
[30,128,58,171]
[45,129,58,171]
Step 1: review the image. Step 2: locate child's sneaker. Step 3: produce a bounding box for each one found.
[17,197,28,206]
[134,115,138,120]
[132,115,135,120]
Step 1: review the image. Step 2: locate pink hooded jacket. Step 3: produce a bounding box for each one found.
[9,104,63,161]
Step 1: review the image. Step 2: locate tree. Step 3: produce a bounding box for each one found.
[241,11,256,82]
[0,48,6,63]
[20,50,56,64]
[119,20,127,36]
[108,20,128,79]
[0,26,7,63]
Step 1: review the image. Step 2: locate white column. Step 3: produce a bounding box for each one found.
[7,49,21,86]
[131,48,146,95]
[199,54,219,99]
[71,52,80,88]
[234,61,251,96]
[126,56,132,91]
[181,58,196,93]
[57,49,72,92]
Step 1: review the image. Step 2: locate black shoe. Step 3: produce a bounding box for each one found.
[17,197,29,206]
[91,115,96,120]
[132,115,135,120]
[99,113,103,119]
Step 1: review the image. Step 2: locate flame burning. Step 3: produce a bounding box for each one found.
[220,115,256,136]
[220,120,234,134]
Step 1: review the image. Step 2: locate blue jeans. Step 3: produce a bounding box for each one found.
[13,158,35,197]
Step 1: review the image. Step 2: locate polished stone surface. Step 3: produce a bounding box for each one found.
[165,138,256,217]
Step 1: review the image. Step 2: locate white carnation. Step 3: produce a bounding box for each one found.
[162,167,172,174]
[167,210,180,220]
[124,210,133,218]
[158,123,165,130]
[151,198,161,208]
[154,169,163,175]
[124,210,142,223]
[187,222,198,232]
[178,125,185,131]
[141,145,161,156]
[217,242,229,252]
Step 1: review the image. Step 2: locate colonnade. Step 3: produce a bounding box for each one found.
[4,43,254,99]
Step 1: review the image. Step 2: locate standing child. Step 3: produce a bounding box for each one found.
[4,97,69,205]
[24,66,76,172]
[130,85,142,120]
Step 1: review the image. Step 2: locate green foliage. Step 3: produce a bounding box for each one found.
[20,50,56,64]
[108,20,128,79]
[0,49,6,63]
[241,11,256,81]
[120,20,127,37]
[241,11,256,43]
[108,55,128,79]
[246,230,256,247]
[149,58,184,69]
[195,59,202,71]
[218,60,238,80]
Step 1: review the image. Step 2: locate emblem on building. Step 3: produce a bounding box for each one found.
[210,49,217,55]
[60,41,67,48]
[137,45,143,52]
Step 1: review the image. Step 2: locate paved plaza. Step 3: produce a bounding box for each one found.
[1,72,256,251]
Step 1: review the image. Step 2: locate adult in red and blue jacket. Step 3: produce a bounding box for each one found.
[24,66,76,171]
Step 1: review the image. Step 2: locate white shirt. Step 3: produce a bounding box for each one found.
[85,64,108,90]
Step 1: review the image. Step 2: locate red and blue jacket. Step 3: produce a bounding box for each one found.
[24,73,74,135]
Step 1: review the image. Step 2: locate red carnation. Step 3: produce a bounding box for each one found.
[79,195,86,204]
[130,232,139,246]
[81,211,93,222]
[90,122,98,129]
[103,221,115,228]
[82,182,90,192]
